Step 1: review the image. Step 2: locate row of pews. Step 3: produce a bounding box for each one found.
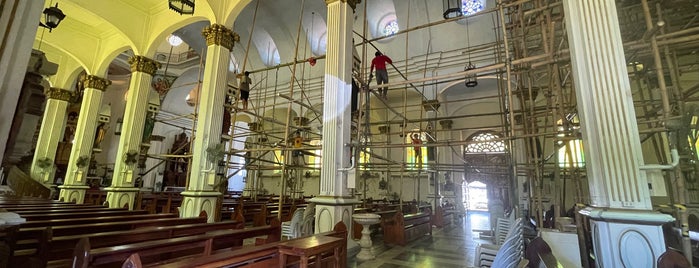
[0,196,346,268]
[352,199,456,246]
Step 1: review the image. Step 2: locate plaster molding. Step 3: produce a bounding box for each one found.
[45,87,73,102]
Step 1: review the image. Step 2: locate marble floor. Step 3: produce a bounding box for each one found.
[348,211,491,268]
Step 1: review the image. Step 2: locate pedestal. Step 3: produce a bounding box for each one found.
[580,207,674,267]
[352,213,380,261]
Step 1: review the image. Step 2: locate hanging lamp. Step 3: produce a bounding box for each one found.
[443,0,463,19]
[168,0,195,15]
[40,3,66,32]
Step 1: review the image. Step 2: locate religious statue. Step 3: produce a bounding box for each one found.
[142,112,156,143]
[93,122,108,149]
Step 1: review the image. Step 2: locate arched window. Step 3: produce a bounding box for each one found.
[383,20,399,36]
[462,0,485,16]
[465,131,506,153]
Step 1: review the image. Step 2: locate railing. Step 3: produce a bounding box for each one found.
[5,166,51,199]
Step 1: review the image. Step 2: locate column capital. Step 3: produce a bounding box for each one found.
[439,120,453,130]
[128,56,161,75]
[45,87,74,102]
[82,75,112,91]
[202,24,238,50]
[325,0,361,10]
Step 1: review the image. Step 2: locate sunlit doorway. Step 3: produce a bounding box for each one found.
[463,181,488,211]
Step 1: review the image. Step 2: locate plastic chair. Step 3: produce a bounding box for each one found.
[281,208,305,239]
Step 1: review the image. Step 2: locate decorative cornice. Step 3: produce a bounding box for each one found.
[439,120,453,130]
[202,24,238,50]
[128,56,161,75]
[82,75,112,91]
[45,87,74,102]
[325,0,361,10]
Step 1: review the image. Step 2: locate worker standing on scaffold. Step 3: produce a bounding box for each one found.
[292,131,304,165]
[370,51,393,100]
[411,133,423,169]
[239,71,252,110]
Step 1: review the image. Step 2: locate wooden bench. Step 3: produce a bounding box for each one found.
[383,209,432,246]
[432,205,455,228]
[39,217,245,266]
[142,221,348,268]
[19,209,145,221]
[72,219,281,268]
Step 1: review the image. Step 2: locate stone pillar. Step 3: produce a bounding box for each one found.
[31,88,73,186]
[106,56,160,209]
[58,76,111,203]
[180,24,236,222]
[563,1,674,267]
[311,0,359,235]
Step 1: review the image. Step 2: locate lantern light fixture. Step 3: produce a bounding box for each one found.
[168,0,195,15]
[443,0,463,19]
[39,3,66,32]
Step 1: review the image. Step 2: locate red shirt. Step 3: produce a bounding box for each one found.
[371,55,392,71]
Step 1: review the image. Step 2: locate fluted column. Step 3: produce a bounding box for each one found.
[311,0,359,235]
[31,88,73,186]
[180,24,236,222]
[105,56,160,209]
[563,1,673,267]
[58,76,111,203]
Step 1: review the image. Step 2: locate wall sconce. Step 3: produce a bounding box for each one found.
[443,0,463,19]
[168,0,195,15]
[217,161,227,178]
[39,3,66,32]
[114,118,123,135]
[464,62,478,87]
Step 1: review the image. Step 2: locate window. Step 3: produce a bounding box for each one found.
[308,139,322,169]
[383,20,399,36]
[406,132,428,170]
[465,132,506,153]
[558,140,585,168]
[462,0,485,16]
[556,115,584,168]
[273,149,284,173]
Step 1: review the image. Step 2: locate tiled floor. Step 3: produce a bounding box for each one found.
[348,211,492,268]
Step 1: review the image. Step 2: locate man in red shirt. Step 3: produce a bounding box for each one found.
[370,51,393,100]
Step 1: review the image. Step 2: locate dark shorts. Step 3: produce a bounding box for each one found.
[240,90,249,100]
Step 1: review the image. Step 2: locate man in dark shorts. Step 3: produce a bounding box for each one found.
[239,71,251,110]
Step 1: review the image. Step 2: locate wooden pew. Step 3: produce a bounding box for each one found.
[432,205,455,228]
[20,209,145,221]
[39,218,245,266]
[7,206,127,215]
[383,209,432,246]
[17,212,174,229]
[72,219,281,268]
[143,221,348,268]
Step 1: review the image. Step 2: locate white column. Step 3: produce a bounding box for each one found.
[58,76,111,203]
[180,24,236,222]
[563,1,674,267]
[311,0,358,234]
[0,0,43,165]
[106,56,160,209]
[31,88,73,186]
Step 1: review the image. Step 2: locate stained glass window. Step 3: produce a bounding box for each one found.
[383,20,399,36]
[462,0,485,16]
[465,132,506,153]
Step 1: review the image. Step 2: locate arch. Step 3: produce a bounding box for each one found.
[465,130,506,153]
[366,0,399,39]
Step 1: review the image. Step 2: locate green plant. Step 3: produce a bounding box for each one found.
[37,157,53,169]
[76,155,89,168]
[206,143,225,164]
[124,150,139,166]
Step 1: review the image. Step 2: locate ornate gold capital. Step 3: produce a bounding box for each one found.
[82,75,112,91]
[45,87,74,102]
[325,0,361,10]
[128,56,161,75]
[202,24,237,50]
[439,120,453,130]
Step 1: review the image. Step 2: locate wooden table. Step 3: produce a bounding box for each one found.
[278,235,344,268]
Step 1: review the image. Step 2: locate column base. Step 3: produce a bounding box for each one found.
[104,187,140,209]
[57,185,89,204]
[580,207,674,267]
[310,196,361,258]
[180,190,222,222]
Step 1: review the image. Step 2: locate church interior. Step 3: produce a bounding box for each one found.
[1,0,699,267]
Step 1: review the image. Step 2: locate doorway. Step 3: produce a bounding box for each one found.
[463,181,488,211]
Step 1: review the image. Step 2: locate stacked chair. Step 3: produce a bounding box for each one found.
[281,208,305,239]
[476,215,524,267]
